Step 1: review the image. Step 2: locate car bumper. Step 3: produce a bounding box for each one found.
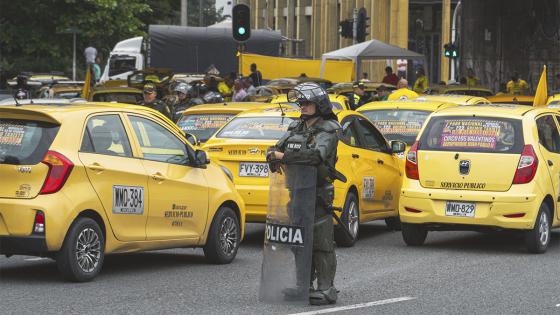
[236,184,268,222]
[399,182,541,230]
[0,235,48,255]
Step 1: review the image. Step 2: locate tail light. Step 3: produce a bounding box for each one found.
[404,207,422,213]
[512,145,538,184]
[34,211,45,233]
[40,151,74,194]
[405,141,419,180]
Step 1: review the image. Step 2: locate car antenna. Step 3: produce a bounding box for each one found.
[13,96,21,106]
[277,102,285,117]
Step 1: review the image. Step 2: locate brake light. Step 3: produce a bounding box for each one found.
[39,151,74,194]
[405,141,419,180]
[512,145,538,184]
[404,207,422,213]
[34,211,45,233]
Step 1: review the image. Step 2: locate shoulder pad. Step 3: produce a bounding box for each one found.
[287,120,302,131]
[315,119,341,133]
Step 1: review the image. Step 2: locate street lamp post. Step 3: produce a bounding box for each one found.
[59,27,81,80]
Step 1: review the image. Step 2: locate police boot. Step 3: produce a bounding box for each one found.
[309,286,338,305]
[282,287,308,301]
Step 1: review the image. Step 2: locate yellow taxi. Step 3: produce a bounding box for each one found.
[424,84,494,97]
[89,86,144,104]
[203,105,406,246]
[38,82,84,99]
[357,100,458,160]
[327,82,397,98]
[399,104,560,253]
[487,94,534,106]
[0,102,245,281]
[546,94,560,107]
[416,94,490,105]
[270,94,351,111]
[176,102,269,144]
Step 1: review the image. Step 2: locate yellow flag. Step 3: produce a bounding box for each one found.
[81,65,92,99]
[533,65,547,107]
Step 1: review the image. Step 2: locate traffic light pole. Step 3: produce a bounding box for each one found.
[352,8,358,45]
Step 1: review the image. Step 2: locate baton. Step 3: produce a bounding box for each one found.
[330,206,355,241]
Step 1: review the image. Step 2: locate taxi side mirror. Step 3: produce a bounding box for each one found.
[390,140,406,154]
[186,133,200,146]
[194,150,210,167]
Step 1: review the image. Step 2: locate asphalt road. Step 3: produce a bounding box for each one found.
[2,222,560,314]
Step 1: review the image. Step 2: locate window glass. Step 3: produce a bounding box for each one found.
[129,116,188,164]
[0,119,59,165]
[361,109,430,145]
[355,119,387,152]
[216,117,293,140]
[92,92,142,104]
[537,115,560,153]
[177,114,235,142]
[340,118,359,147]
[81,115,132,157]
[420,116,524,153]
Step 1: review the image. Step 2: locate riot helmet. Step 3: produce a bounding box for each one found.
[174,82,191,96]
[287,82,336,121]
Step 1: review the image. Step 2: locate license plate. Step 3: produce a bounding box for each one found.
[112,185,144,215]
[239,162,269,177]
[445,201,475,218]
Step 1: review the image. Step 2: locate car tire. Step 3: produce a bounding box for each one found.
[525,203,551,254]
[204,207,240,264]
[401,223,428,246]
[56,217,104,282]
[385,216,402,231]
[335,192,359,247]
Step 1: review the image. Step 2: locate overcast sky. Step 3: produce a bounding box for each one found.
[215,0,232,15]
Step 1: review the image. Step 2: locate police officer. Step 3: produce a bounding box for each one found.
[169,82,193,121]
[14,75,30,100]
[267,82,340,305]
[351,81,373,109]
[141,83,173,120]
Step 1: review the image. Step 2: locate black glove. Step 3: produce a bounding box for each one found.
[266,147,281,173]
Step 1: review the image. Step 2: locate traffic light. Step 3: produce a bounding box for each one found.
[356,8,370,43]
[339,19,353,38]
[232,4,251,42]
[444,43,458,58]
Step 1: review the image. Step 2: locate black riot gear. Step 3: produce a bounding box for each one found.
[287,82,337,121]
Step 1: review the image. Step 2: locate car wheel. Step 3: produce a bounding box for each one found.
[335,192,359,247]
[56,217,104,282]
[525,203,551,254]
[385,216,402,231]
[401,223,428,246]
[204,207,240,264]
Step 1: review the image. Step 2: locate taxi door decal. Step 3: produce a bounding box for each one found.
[362,176,375,200]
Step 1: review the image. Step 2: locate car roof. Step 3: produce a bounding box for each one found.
[417,94,490,105]
[0,98,85,106]
[487,94,534,102]
[92,86,143,93]
[430,103,554,118]
[430,84,492,92]
[357,100,455,111]
[182,102,269,115]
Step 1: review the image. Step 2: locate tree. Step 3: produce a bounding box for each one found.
[187,0,226,27]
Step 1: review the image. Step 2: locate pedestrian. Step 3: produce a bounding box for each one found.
[218,73,234,101]
[14,75,30,100]
[397,59,408,78]
[465,68,480,86]
[360,72,370,82]
[232,79,248,102]
[244,77,257,96]
[141,83,173,120]
[267,82,340,305]
[170,82,193,121]
[382,66,399,86]
[413,68,428,93]
[84,45,97,65]
[506,72,529,95]
[376,84,390,101]
[249,63,263,87]
[387,78,419,101]
[92,57,102,83]
[351,81,373,109]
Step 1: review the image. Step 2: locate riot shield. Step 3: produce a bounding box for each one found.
[259,164,317,304]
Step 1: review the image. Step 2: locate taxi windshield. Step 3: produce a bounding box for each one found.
[361,109,431,145]
[177,113,235,142]
[216,116,294,140]
[420,116,524,153]
[92,92,142,104]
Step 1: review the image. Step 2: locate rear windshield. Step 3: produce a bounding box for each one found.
[420,116,524,153]
[55,92,81,99]
[92,92,142,104]
[361,109,431,145]
[0,119,60,165]
[177,114,235,142]
[216,117,294,140]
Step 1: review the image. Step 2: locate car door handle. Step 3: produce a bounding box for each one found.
[151,172,166,181]
[87,163,105,172]
[352,154,359,159]
[548,160,554,167]
[377,159,384,165]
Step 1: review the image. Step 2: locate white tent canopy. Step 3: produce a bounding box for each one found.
[319,39,426,79]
